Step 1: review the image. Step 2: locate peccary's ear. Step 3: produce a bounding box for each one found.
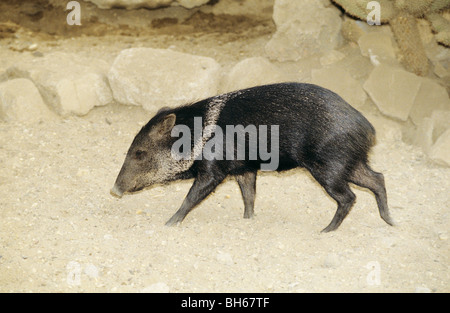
[156,113,176,135]
[157,106,171,114]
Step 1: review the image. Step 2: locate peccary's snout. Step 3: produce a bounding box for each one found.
[110,184,124,198]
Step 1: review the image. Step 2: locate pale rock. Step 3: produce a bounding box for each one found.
[265,0,342,61]
[432,61,450,79]
[5,52,113,116]
[220,57,286,93]
[438,232,448,240]
[311,66,367,107]
[358,32,398,66]
[271,0,334,27]
[341,18,367,43]
[108,48,221,112]
[414,286,432,293]
[415,117,435,153]
[85,0,209,9]
[366,114,403,143]
[320,50,346,67]
[0,78,54,122]
[409,78,450,126]
[336,46,374,80]
[429,110,450,144]
[413,110,449,156]
[363,65,422,121]
[429,129,450,167]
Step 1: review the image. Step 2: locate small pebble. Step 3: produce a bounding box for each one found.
[216,251,234,265]
[28,43,38,51]
[84,264,99,278]
[415,286,431,293]
[141,282,170,293]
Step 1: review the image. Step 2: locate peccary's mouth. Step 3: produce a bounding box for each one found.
[111,182,146,198]
[110,184,124,198]
[131,185,145,192]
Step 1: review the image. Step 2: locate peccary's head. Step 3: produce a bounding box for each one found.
[110,113,178,198]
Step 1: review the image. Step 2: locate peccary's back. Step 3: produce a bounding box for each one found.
[217,83,375,167]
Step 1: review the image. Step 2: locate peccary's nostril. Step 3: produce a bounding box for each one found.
[110,184,123,198]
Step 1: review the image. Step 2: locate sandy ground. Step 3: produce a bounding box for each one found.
[0,1,449,293]
[1,103,449,293]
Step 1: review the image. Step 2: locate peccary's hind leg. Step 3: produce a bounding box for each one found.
[349,162,395,226]
[235,171,257,219]
[308,163,356,232]
[321,183,356,233]
[166,173,225,226]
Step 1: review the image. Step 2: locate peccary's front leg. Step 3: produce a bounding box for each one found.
[235,171,257,219]
[165,172,225,226]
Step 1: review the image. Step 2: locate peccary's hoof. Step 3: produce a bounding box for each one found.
[110,185,123,199]
[381,214,396,227]
[165,217,182,227]
[321,225,338,233]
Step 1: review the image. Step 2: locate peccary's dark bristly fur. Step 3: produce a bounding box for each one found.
[111,82,394,232]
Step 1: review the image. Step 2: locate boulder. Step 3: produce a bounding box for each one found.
[311,66,367,108]
[4,52,113,116]
[365,114,403,143]
[409,78,450,126]
[265,0,342,61]
[357,32,397,66]
[341,18,366,43]
[85,0,209,9]
[429,129,450,167]
[220,57,286,93]
[363,65,423,121]
[0,78,55,123]
[319,50,346,67]
[415,117,435,153]
[429,110,450,145]
[413,110,449,159]
[108,48,221,112]
[335,46,374,80]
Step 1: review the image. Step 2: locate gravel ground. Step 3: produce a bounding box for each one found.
[0,104,448,292]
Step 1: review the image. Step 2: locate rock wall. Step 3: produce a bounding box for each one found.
[0,0,449,166]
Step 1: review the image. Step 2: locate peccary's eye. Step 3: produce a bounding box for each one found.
[134,150,147,160]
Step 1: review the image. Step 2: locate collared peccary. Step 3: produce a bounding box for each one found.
[110,82,394,232]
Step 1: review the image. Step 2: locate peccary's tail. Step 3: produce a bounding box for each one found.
[354,110,376,149]
[367,123,376,147]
